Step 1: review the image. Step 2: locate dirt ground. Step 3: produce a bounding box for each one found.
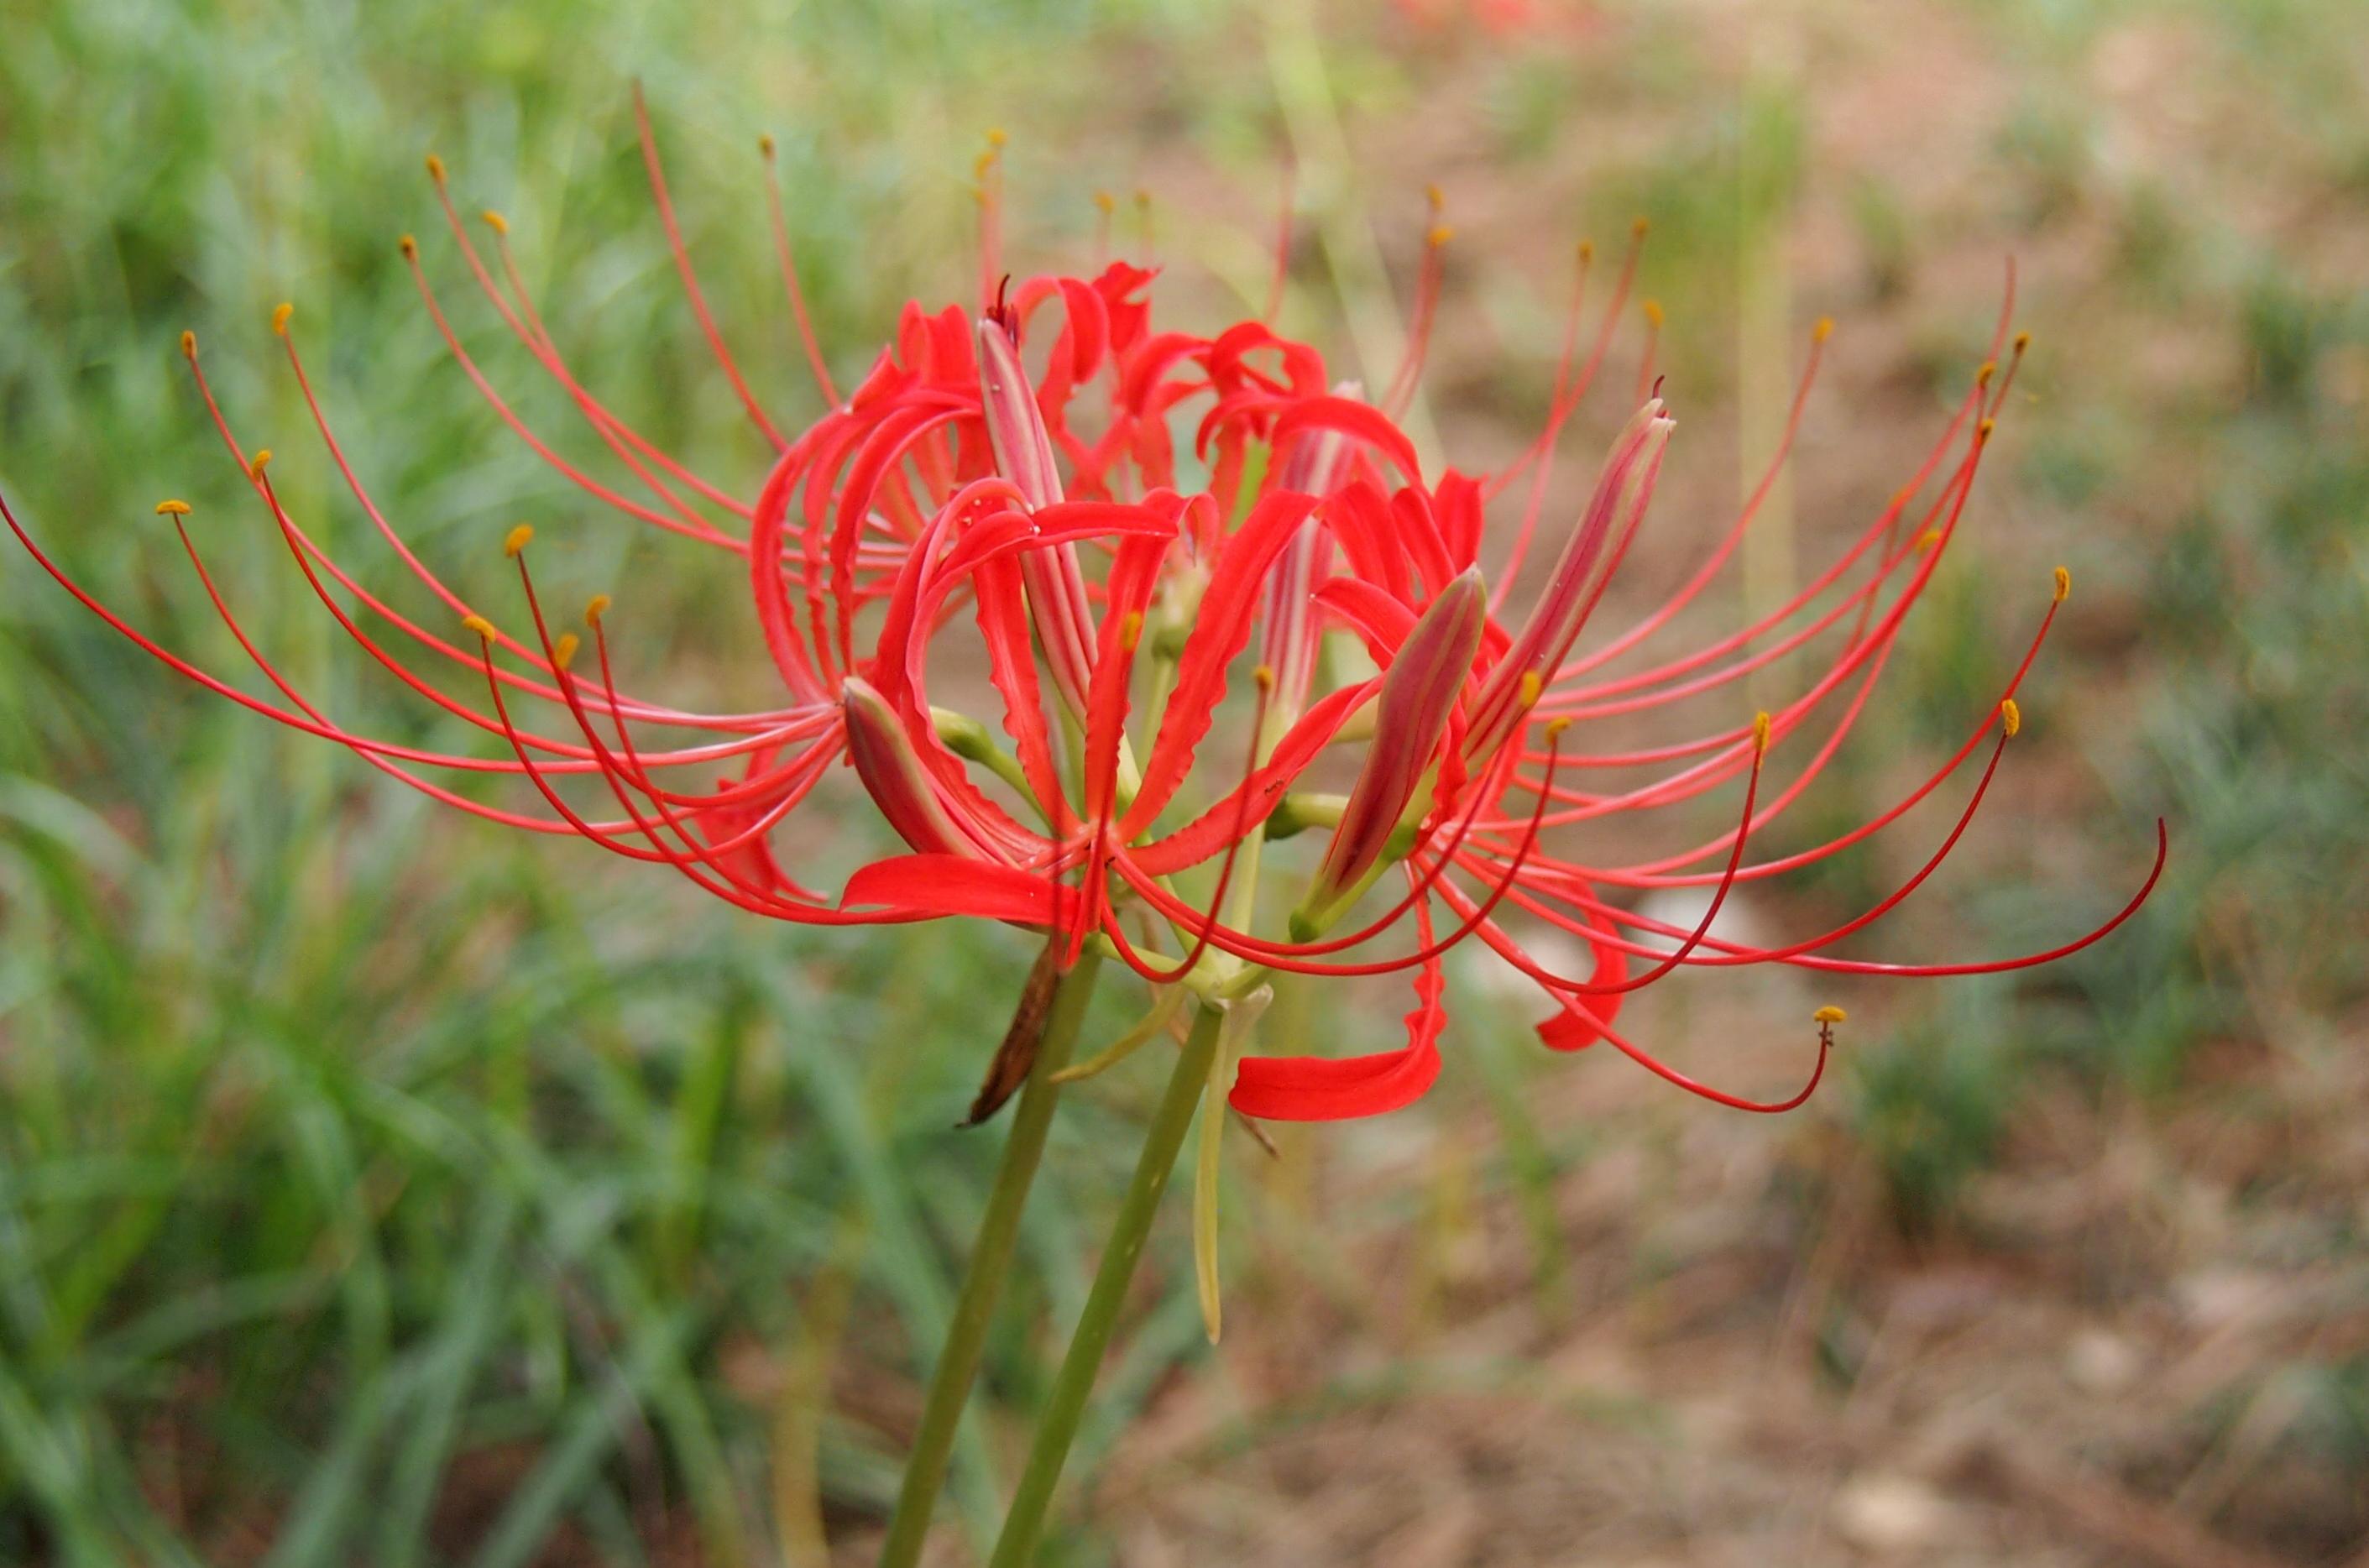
[1014,3,2369,1562]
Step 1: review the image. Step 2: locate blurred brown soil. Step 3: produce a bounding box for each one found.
[398,1,2367,1562]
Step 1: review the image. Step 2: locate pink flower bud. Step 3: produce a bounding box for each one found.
[1258,387,1359,727]
[1294,567,1486,938]
[843,675,981,859]
[978,318,1096,716]
[1465,399,1672,762]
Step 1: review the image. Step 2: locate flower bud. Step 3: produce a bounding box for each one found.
[843,676,980,859]
[979,318,1096,716]
[1259,383,1361,729]
[977,317,1063,510]
[1465,399,1673,763]
[1294,567,1486,939]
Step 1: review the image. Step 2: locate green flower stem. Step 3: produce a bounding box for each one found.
[987,1001,1226,1566]
[876,949,1104,1568]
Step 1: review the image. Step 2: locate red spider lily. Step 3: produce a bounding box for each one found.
[3,108,2162,1147]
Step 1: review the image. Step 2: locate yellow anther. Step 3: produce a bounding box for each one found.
[154,499,192,516]
[973,149,996,182]
[1976,358,1995,389]
[1977,416,1996,442]
[1577,238,1594,264]
[1917,528,1943,551]
[2053,564,2071,603]
[424,153,446,183]
[1253,663,1276,693]
[462,614,497,640]
[1753,710,1772,755]
[1631,215,1650,238]
[2013,330,2032,355]
[398,234,418,259]
[1545,714,1574,740]
[248,448,273,479]
[1812,1005,1846,1025]
[1642,298,1665,329]
[1093,190,1115,214]
[1425,181,1444,212]
[503,523,534,558]
[1518,670,1544,708]
[986,127,1008,149]
[1813,316,1835,343]
[551,632,580,672]
[1426,223,1454,247]
[1119,609,1143,653]
[180,329,196,359]
[481,209,508,235]
[2000,698,2021,737]
[758,133,776,159]
[583,593,612,626]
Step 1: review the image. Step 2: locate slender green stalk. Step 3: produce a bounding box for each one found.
[987,1003,1225,1566]
[876,951,1103,1568]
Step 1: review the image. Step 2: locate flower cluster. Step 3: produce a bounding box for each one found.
[5,113,2164,1134]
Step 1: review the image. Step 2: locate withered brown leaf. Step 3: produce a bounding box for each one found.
[962,940,1063,1127]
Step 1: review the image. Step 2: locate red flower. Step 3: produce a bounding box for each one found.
[4,112,2162,1132]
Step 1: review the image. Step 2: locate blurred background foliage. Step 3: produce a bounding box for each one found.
[2,0,2366,1563]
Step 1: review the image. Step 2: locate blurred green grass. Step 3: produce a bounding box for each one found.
[0,3,1210,1561]
[3,0,2366,1562]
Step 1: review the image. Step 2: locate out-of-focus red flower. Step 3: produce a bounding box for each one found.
[1392,0,1540,37]
[1389,0,1611,41]
[5,108,2162,1132]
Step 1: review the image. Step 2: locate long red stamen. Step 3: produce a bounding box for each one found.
[254,325,783,732]
[2,489,681,828]
[759,132,842,406]
[1504,425,1993,832]
[1472,808,2165,980]
[630,84,787,451]
[1264,162,1295,324]
[1379,189,1449,419]
[251,492,616,766]
[1155,695,1523,964]
[200,340,771,760]
[1113,714,1566,980]
[1484,215,1644,524]
[424,165,750,536]
[1588,1007,1838,1115]
[476,601,870,923]
[1545,317,1864,698]
[1566,269,2011,687]
[1541,436,1983,719]
[516,567,835,895]
[1556,711,1770,997]
[1516,447,1980,791]
[1467,400,1674,761]
[1573,584,2063,883]
[401,238,750,551]
[484,224,756,525]
[1500,716,2013,976]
